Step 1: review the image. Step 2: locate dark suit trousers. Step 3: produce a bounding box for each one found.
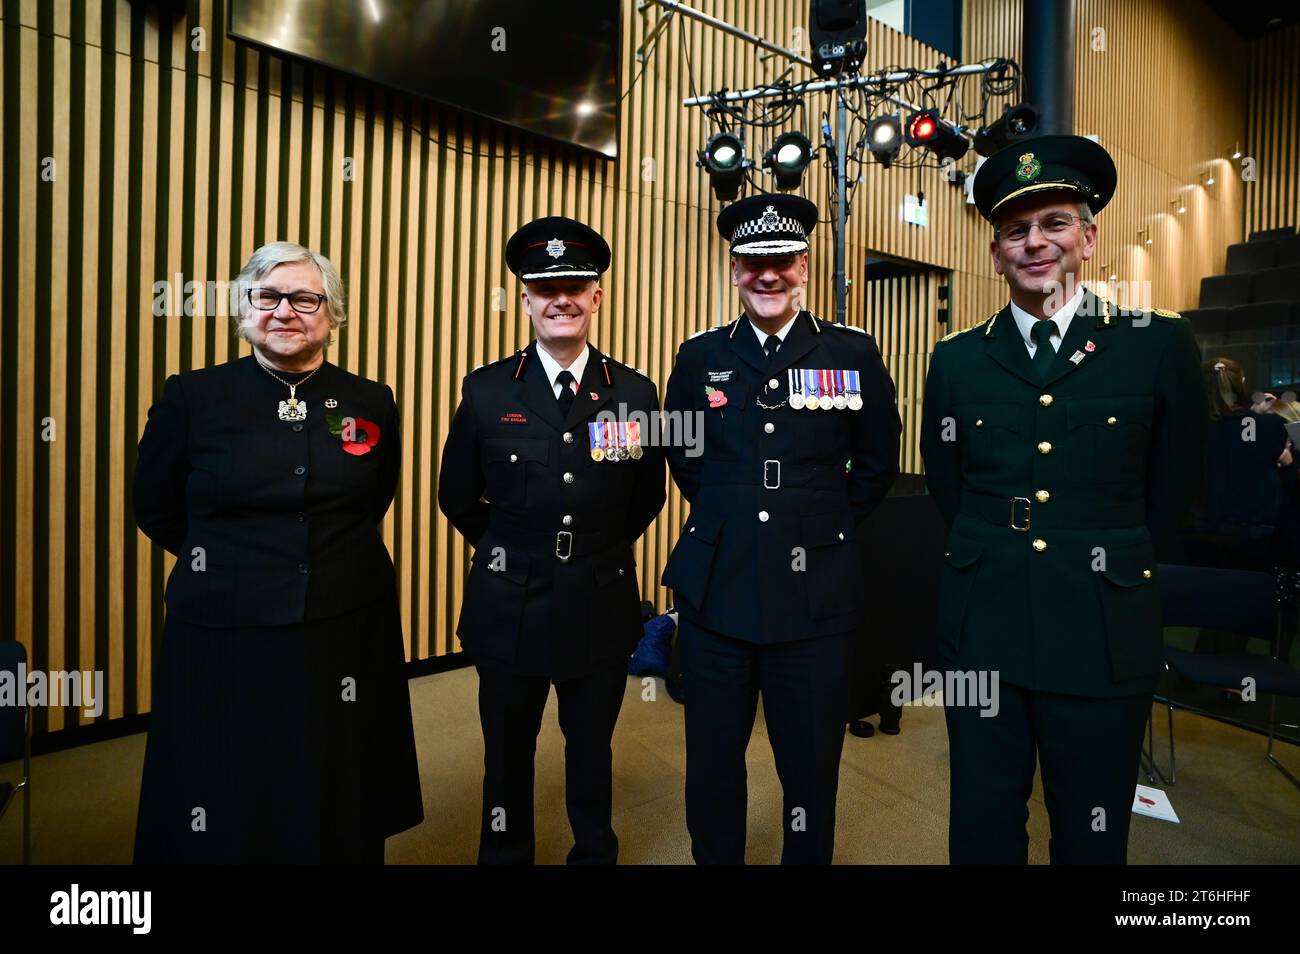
[680,620,855,865]
[475,660,627,865]
[943,680,1151,864]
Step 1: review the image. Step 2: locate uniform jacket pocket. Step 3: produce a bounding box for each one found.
[662,508,725,610]
[1094,542,1162,681]
[937,533,985,657]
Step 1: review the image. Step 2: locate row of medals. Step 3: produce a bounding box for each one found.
[592,441,643,462]
[780,370,864,411]
[788,391,863,411]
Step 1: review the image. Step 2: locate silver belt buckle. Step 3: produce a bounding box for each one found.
[1010,497,1031,532]
[763,459,781,490]
[555,530,573,562]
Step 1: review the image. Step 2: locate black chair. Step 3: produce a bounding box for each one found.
[1225,301,1296,343]
[1251,265,1300,305]
[1278,237,1300,268]
[0,641,31,863]
[1200,273,1253,308]
[1226,241,1277,275]
[1249,226,1297,243]
[1145,565,1300,790]
[1183,306,1230,350]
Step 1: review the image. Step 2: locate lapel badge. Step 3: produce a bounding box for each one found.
[546,238,565,259]
[589,391,599,401]
[1084,340,1096,352]
[1068,350,1086,365]
[324,398,338,408]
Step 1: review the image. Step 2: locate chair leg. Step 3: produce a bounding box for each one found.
[1143,710,1157,784]
[1166,700,1177,785]
[1265,694,1300,790]
[22,783,30,865]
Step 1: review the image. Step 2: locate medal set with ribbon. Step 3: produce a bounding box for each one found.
[588,420,644,461]
[786,369,864,411]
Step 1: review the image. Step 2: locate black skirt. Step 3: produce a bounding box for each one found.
[133,595,424,864]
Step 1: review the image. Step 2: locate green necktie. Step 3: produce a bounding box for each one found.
[1031,319,1057,381]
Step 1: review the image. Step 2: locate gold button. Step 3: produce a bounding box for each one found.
[1107,415,1117,425]
[1039,394,1054,407]
[1037,441,1053,454]
[1035,489,1051,504]
[1142,569,1152,578]
[1032,538,1047,552]
[975,419,984,427]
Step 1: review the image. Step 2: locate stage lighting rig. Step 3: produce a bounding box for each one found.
[809,0,867,77]
[974,102,1039,158]
[698,131,750,201]
[763,132,815,190]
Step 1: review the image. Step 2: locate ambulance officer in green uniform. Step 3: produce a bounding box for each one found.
[920,135,1207,863]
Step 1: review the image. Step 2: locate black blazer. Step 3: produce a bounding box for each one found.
[438,341,666,679]
[661,311,902,643]
[134,355,401,628]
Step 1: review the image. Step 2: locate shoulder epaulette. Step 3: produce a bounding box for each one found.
[1152,308,1182,320]
[829,322,866,334]
[468,350,520,378]
[939,317,987,343]
[688,326,721,340]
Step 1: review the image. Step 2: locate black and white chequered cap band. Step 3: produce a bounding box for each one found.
[729,205,809,255]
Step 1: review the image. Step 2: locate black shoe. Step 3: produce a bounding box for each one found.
[848,720,875,738]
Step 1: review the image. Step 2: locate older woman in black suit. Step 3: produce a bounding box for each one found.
[133,242,423,863]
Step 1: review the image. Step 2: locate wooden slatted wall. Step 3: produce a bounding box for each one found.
[0,0,1272,733]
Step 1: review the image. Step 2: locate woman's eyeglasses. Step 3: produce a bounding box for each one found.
[247,287,327,313]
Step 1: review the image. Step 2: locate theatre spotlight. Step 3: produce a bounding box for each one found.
[867,113,903,168]
[698,132,748,201]
[974,102,1039,158]
[905,109,970,163]
[763,132,814,190]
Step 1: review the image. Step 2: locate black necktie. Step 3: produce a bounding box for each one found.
[763,334,780,364]
[555,369,575,417]
[1031,319,1057,381]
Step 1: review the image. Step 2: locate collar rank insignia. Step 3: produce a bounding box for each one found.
[546,238,565,259]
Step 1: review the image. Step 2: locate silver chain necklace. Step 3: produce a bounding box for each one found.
[257,358,323,421]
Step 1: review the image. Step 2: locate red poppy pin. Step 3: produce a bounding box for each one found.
[1085,340,1097,352]
[325,414,381,456]
[705,386,727,409]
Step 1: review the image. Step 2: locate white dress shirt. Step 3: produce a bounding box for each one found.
[1009,285,1086,357]
[749,312,799,352]
[535,342,590,399]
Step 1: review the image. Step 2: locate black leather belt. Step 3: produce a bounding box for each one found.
[701,459,848,491]
[486,518,624,563]
[959,489,1145,531]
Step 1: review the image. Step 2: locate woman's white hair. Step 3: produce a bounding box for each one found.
[233,242,347,341]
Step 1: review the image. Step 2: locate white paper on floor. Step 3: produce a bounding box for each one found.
[1132,784,1180,823]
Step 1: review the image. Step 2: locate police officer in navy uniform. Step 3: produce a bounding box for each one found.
[438,216,666,864]
[920,135,1207,863]
[662,194,902,864]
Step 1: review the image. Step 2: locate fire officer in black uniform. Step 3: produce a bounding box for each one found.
[438,216,666,864]
[662,194,902,863]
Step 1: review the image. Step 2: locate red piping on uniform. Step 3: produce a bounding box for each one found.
[601,358,612,386]
[513,351,528,379]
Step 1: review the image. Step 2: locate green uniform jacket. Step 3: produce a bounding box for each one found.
[920,290,1208,697]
